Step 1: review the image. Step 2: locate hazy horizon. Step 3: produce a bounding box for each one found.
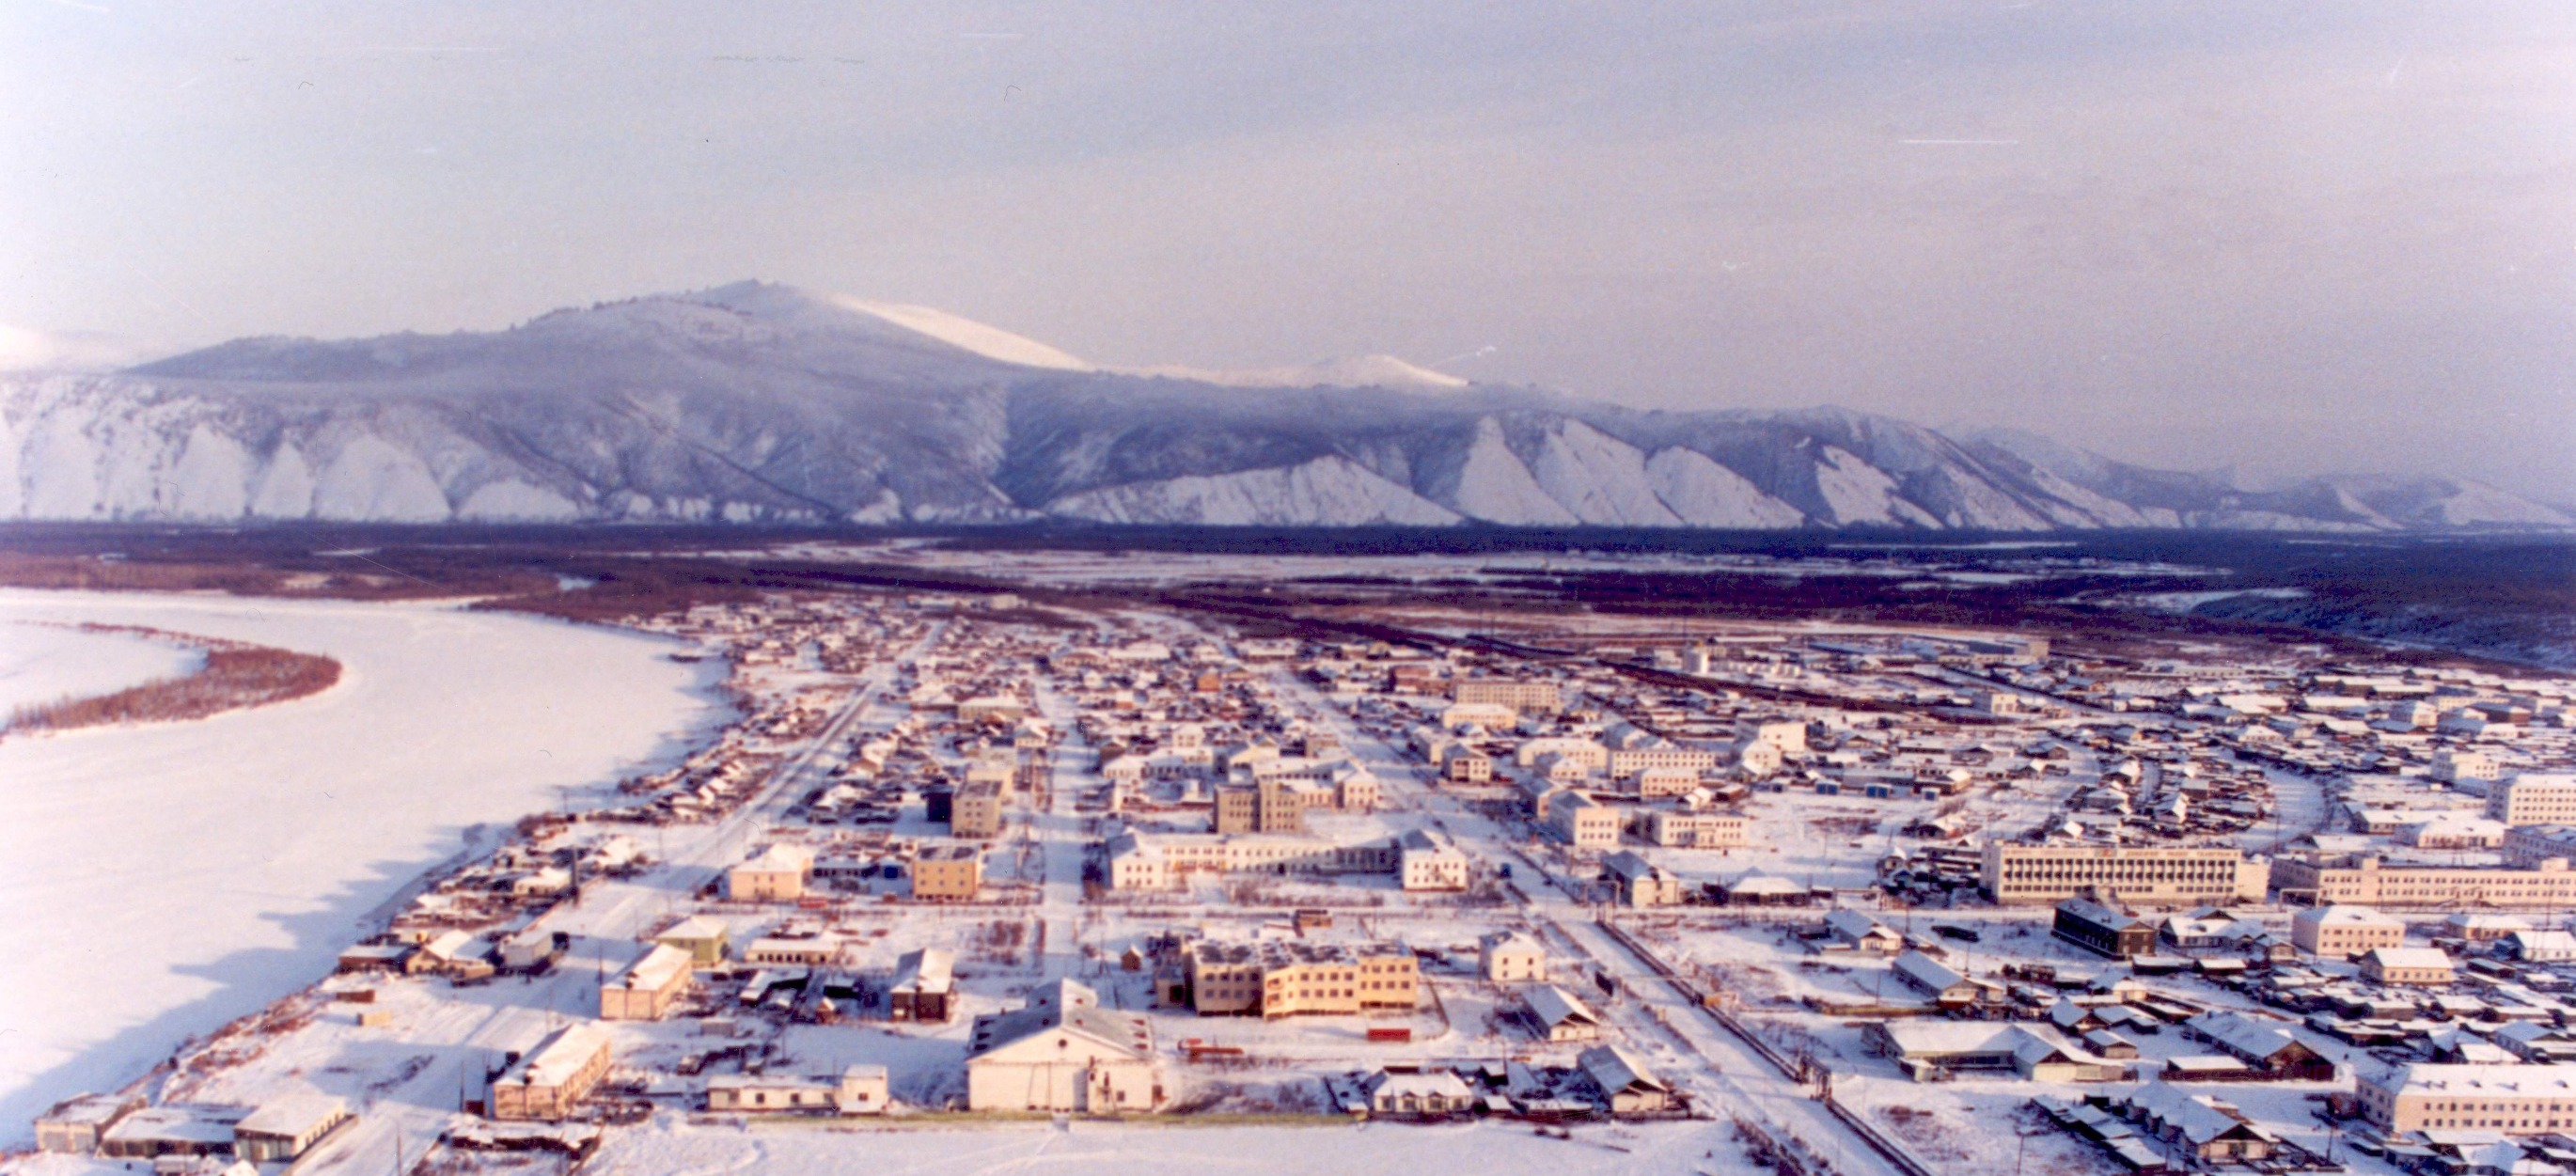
[5,2,2571,498]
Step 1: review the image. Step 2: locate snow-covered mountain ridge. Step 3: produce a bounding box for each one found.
[1,282,2562,532]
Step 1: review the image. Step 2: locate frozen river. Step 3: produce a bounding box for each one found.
[0,590,730,1136]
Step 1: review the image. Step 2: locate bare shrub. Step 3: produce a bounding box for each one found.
[5,625,341,736]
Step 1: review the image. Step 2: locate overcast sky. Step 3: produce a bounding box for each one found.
[5,1,2572,498]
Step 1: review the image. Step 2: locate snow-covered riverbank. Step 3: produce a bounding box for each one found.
[0,590,731,1134]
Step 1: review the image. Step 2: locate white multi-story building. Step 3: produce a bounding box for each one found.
[2435,748,2502,782]
[2489,775,2576,827]
[2359,1063,2576,1135]
[1479,931,1547,982]
[1514,738,1610,772]
[1102,831,1398,891]
[2273,855,2576,909]
[2503,824,2576,868]
[1550,792,1623,848]
[1608,746,1718,779]
[1397,828,1470,891]
[1639,808,1749,848]
[2289,904,2405,957]
[1454,679,1564,715]
[1981,843,2269,906]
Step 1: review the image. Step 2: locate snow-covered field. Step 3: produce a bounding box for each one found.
[589,1117,1754,1176]
[0,590,730,1134]
[0,621,200,715]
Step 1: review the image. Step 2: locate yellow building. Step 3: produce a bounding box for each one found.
[602,943,694,1020]
[652,916,730,965]
[726,844,813,902]
[491,1024,611,1121]
[909,844,983,902]
[1183,939,1420,1018]
[951,781,1006,839]
[2360,947,2457,985]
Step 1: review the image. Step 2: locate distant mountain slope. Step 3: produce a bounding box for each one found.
[1,281,2564,532]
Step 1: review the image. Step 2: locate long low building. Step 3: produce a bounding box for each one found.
[1864,1021,2128,1083]
[1103,831,1399,890]
[491,1024,612,1121]
[2358,1063,2576,1135]
[1982,842,2269,906]
[2500,825,2576,869]
[232,1094,352,1164]
[1638,808,1750,848]
[708,1067,888,1115]
[2271,855,2576,908]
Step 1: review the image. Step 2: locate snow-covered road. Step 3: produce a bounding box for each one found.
[1270,666,1912,1176]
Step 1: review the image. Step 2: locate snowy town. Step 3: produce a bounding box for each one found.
[15,570,2576,1176]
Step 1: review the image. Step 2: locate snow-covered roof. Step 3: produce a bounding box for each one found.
[2381,1062,2576,1096]
[657,915,729,942]
[615,943,692,991]
[1578,1044,1670,1095]
[1825,910,1894,941]
[2186,1011,2302,1062]
[1523,984,1600,1029]
[497,1024,610,1090]
[2364,947,2457,970]
[235,1093,346,1139]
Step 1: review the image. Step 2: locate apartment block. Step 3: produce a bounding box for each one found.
[2489,775,2576,827]
[1453,679,1564,715]
[1607,746,1718,779]
[2289,904,2406,956]
[1104,831,1399,891]
[2504,825,2576,868]
[1639,809,1749,849]
[909,844,983,902]
[951,780,1006,839]
[1182,939,1421,1018]
[725,843,813,902]
[2356,1063,2576,1135]
[1981,842,2269,906]
[1550,792,1624,848]
[2272,855,2576,909]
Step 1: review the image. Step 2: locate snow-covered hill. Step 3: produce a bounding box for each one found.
[1,281,2564,532]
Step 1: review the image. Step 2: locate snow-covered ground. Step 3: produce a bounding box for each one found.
[589,1117,1755,1176]
[0,620,200,715]
[0,590,731,1135]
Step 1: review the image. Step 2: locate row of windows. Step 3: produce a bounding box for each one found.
[2416,1118,2570,1131]
[2412,1099,2576,1112]
[2000,865,2234,876]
